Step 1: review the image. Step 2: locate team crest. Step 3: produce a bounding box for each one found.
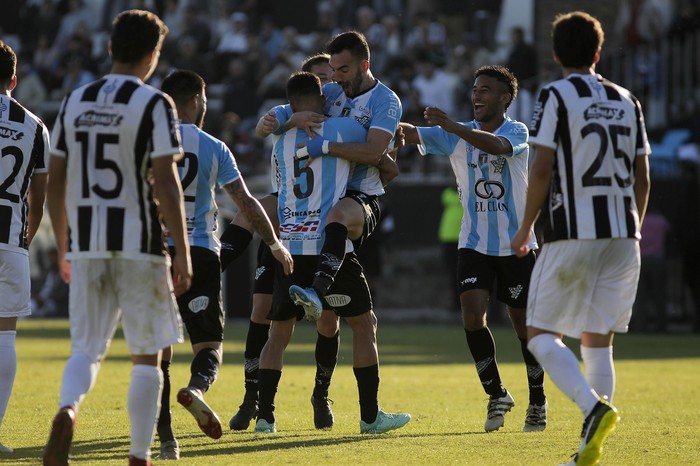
[188,296,209,313]
[509,285,523,299]
[490,156,505,174]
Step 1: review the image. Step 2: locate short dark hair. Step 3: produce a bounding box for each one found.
[302,53,330,72]
[475,65,518,109]
[552,11,605,68]
[0,41,17,87]
[111,9,168,64]
[327,31,369,61]
[161,69,205,105]
[286,71,322,102]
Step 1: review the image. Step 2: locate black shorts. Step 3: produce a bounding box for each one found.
[344,190,381,250]
[252,240,276,295]
[457,248,536,308]
[170,246,224,344]
[268,252,372,321]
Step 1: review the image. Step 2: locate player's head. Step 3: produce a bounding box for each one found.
[472,65,518,121]
[327,31,370,97]
[302,53,332,85]
[161,69,207,128]
[0,41,17,92]
[286,71,324,113]
[110,9,168,78]
[551,11,604,69]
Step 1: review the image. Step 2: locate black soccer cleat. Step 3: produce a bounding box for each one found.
[311,395,334,429]
[229,399,259,431]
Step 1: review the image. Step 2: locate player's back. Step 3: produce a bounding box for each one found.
[52,74,181,260]
[530,73,650,241]
[0,94,49,253]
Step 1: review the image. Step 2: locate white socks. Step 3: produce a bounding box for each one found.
[581,345,615,402]
[59,351,100,410]
[128,364,163,461]
[528,333,599,417]
[0,331,17,431]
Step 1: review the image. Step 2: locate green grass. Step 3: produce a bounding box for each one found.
[2,319,699,465]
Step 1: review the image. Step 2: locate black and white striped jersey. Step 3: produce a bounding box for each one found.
[0,95,49,254]
[529,73,650,243]
[51,74,183,261]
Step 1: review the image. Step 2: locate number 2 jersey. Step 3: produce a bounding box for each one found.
[274,117,367,255]
[51,74,183,262]
[0,95,49,254]
[529,73,651,242]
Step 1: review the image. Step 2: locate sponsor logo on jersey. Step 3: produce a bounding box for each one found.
[74,110,123,127]
[475,179,505,199]
[279,219,321,234]
[583,103,625,121]
[325,294,351,307]
[255,266,266,280]
[188,296,209,313]
[0,125,24,141]
[281,207,321,220]
[461,277,477,285]
[509,285,523,299]
[530,101,544,129]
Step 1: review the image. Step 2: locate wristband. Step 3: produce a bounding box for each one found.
[268,241,281,251]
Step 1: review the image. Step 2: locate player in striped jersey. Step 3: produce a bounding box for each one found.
[44,10,191,466]
[400,65,547,433]
[0,41,49,455]
[254,71,410,435]
[512,11,650,466]
[154,70,292,458]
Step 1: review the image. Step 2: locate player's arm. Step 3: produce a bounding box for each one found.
[511,145,554,257]
[317,127,393,166]
[26,172,48,245]
[152,155,192,296]
[399,122,420,145]
[633,154,650,225]
[46,155,70,283]
[379,150,399,186]
[223,178,293,275]
[255,111,280,138]
[424,106,512,155]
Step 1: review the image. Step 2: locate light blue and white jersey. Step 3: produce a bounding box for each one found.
[169,122,240,254]
[417,117,538,256]
[272,80,401,196]
[275,117,367,255]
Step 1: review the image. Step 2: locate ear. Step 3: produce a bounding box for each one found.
[362,59,370,73]
[9,75,17,92]
[553,53,561,64]
[108,39,113,57]
[592,48,601,65]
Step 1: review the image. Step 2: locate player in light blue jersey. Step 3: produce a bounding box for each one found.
[400,65,547,434]
[254,71,410,435]
[155,70,292,459]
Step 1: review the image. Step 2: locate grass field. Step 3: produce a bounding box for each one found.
[1,318,699,465]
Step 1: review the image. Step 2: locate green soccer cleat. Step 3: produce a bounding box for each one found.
[360,409,411,434]
[254,418,277,433]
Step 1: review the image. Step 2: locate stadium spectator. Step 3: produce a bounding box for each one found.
[412,51,457,116]
[512,11,650,466]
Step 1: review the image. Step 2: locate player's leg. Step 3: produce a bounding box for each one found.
[155,345,179,460]
[0,317,17,454]
[230,242,274,430]
[458,249,513,432]
[310,311,340,429]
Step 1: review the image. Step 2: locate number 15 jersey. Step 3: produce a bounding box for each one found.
[51,74,183,262]
[529,73,651,243]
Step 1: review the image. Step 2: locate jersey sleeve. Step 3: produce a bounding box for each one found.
[271,104,293,136]
[529,85,559,150]
[632,96,652,157]
[369,90,402,136]
[217,142,241,188]
[499,120,529,157]
[50,96,68,158]
[33,122,50,174]
[149,94,183,159]
[416,126,458,156]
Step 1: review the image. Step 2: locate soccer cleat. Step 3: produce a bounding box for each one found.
[229,399,259,431]
[177,387,223,439]
[311,395,334,429]
[43,406,76,466]
[128,455,151,466]
[360,409,411,434]
[484,390,515,432]
[254,418,276,433]
[0,442,12,453]
[156,439,180,460]
[523,401,548,432]
[575,399,620,466]
[288,285,323,321]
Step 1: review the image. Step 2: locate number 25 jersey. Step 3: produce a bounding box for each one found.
[51,74,183,262]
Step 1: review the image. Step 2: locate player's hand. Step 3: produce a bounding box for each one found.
[270,242,294,275]
[259,111,280,135]
[59,256,71,284]
[424,106,458,132]
[393,125,406,151]
[296,136,330,160]
[289,111,327,138]
[171,253,193,297]
[511,228,531,258]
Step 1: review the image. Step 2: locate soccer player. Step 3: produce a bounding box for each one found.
[0,40,49,454]
[511,11,650,466]
[399,65,547,433]
[254,71,410,435]
[257,31,401,428]
[154,70,292,459]
[44,10,192,466]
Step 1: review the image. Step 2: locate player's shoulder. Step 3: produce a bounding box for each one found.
[5,96,46,129]
[500,117,528,134]
[322,82,344,100]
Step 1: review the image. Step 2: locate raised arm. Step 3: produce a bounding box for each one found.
[423,107,512,155]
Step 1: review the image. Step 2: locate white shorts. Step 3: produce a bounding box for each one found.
[0,250,31,317]
[527,239,640,338]
[69,258,183,360]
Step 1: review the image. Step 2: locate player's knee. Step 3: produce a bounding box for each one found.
[462,309,487,331]
[316,313,339,336]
